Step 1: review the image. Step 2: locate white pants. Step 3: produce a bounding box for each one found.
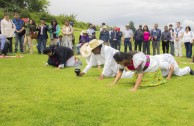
[174,40,183,57]
[121,70,134,78]
[58,56,75,68]
[173,66,190,76]
[64,37,73,49]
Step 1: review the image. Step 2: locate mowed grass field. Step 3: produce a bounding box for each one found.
[0,29,194,126]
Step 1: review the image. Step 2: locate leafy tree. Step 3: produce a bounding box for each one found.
[129,21,136,33]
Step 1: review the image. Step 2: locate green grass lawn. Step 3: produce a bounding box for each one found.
[0,31,194,126]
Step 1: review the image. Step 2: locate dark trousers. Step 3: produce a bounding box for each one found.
[162,40,169,54]
[38,37,47,54]
[1,42,9,55]
[184,42,192,58]
[170,41,174,56]
[143,41,150,55]
[135,40,142,51]
[7,37,13,53]
[117,40,121,51]
[110,40,117,49]
[124,38,132,53]
[15,33,24,52]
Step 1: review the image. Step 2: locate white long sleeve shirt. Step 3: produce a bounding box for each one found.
[1,19,16,38]
[183,31,193,43]
[83,44,118,77]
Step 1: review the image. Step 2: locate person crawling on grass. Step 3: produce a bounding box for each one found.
[154,54,194,80]
[79,39,134,80]
[43,45,81,69]
[111,51,166,92]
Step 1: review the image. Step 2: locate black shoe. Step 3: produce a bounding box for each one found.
[190,67,194,75]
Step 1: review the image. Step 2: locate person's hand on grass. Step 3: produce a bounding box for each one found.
[129,88,137,92]
[79,72,85,76]
[99,75,104,80]
[166,77,171,80]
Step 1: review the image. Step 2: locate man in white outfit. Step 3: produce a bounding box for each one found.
[174,22,184,57]
[79,39,134,80]
[154,54,194,80]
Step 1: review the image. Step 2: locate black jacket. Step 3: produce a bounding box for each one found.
[48,46,74,67]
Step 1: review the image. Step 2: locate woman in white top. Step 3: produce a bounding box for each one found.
[183,26,194,58]
[111,52,166,92]
[1,13,16,53]
[62,21,74,49]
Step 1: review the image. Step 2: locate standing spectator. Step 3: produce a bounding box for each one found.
[49,19,60,45]
[1,13,16,53]
[183,26,193,58]
[174,22,184,57]
[100,23,106,32]
[161,26,171,54]
[99,25,109,45]
[87,24,95,41]
[134,25,143,51]
[23,19,36,54]
[151,23,161,55]
[117,27,123,51]
[62,20,74,49]
[142,25,151,55]
[110,26,118,49]
[0,18,2,34]
[37,18,49,54]
[0,34,10,56]
[76,30,89,54]
[169,24,175,56]
[123,24,133,52]
[12,12,25,53]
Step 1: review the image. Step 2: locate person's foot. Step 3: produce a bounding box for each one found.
[190,67,194,75]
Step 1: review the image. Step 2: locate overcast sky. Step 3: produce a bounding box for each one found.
[48,0,194,30]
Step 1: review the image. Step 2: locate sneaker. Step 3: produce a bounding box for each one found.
[190,67,194,75]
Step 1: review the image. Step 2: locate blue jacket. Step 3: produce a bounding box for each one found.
[151,28,161,41]
[12,18,24,31]
[99,30,109,42]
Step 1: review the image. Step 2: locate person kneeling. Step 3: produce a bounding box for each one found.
[43,45,79,69]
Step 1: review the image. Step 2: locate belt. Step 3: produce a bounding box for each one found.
[143,56,150,71]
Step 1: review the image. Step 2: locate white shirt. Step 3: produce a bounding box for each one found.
[169,29,174,42]
[174,27,184,38]
[83,44,118,77]
[87,28,95,36]
[183,31,193,43]
[123,29,133,38]
[1,19,16,37]
[119,52,159,73]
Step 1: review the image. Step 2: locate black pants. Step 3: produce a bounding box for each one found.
[135,41,142,51]
[162,40,169,54]
[1,42,9,55]
[143,41,150,55]
[7,37,13,53]
[110,40,117,49]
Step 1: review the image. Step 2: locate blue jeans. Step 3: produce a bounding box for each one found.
[124,38,132,53]
[184,42,192,58]
[110,40,117,49]
[38,37,47,54]
[76,43,81,54]
[15,33,24,52]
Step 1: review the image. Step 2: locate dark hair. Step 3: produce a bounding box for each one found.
[51,19,58,26]
[43,47,52,54]
[169,24,173,27]
[164,26,168,28]
[102,23,105,25]
[30,19,36,27]
[14,12,19,15]
[113,52,137,63]
[185,26,191,31]
[4,13,9,17]
[143,25,149,32]
[177,22,181,24]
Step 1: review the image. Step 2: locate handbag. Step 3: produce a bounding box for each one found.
[30,32,38,39]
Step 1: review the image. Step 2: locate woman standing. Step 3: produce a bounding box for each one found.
[142,25,151,55]
[62,21,74,49]
[23,19,36,54]
[1,13,16,53]
[49,20,60,45]
[183,26,193,58]
[111,52,166,91]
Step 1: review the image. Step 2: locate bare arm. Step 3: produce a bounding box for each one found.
[112,69,123,85]
[131,73,143,91]
[167,64,174,80]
